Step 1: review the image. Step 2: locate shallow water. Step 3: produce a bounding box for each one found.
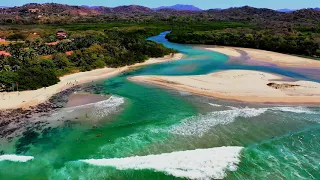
[0,32,319,180]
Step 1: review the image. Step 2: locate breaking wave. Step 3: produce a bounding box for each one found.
[56,95,125,119]
[170,107,267,136]
[66,95,124,110]
[170,105,319,137]
[80,146,243,180]
[0,154,34,162]
[89,96,125,118]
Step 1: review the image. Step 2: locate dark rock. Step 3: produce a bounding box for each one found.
[25,114,33,119]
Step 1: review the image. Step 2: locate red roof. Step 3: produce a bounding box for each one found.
[45,41,59,45]
[65,51,73,55]
[0,51,11,56]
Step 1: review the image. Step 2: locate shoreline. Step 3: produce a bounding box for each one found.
[0,53,184,110]
[129,70,320,105]
[204,46,320,68]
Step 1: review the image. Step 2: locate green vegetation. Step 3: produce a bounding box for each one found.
[0,28,176,91]
[166,28,320,57]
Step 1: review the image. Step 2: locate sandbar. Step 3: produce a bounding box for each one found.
[130,70,320,105]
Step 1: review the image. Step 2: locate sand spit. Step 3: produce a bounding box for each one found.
[206,47,320,67]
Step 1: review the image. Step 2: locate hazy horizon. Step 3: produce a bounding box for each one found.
[1,0,320,10]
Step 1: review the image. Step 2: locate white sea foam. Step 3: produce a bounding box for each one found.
[66,95,124,110]
[170,107,267,136]
[89,96,125,118]
[170,104,319,137]
[0,154,34,162]
[179,91,192,96]
[61,95,124,119]
[208,103,222,107]
[80,146,243,180]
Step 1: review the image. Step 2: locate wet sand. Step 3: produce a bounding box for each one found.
[66,93,109,108]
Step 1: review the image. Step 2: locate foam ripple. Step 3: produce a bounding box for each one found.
[208,103,222,107]
[0,154,34,162]
[80,146,243,180]
[269,106,318,114]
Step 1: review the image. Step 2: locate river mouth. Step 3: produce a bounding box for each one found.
[0,32,319,180]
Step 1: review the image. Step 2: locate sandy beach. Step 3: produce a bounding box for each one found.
[0,53,184,110]
[206,47,320,67]
[130,70,320,104]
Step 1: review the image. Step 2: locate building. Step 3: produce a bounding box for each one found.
[0,38,5,42]
[0,51,11,56]
[28,8,39,13]
[56,31,67,40]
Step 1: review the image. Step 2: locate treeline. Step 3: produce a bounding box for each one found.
[0,29,176,91]
[167,28,320,57]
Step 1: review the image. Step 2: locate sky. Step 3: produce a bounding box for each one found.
[1,0,320,10]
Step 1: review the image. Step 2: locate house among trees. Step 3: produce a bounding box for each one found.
[0,38,5,42]
[0,51,11,56]
[56,30,67,40]
[28,8,40,13]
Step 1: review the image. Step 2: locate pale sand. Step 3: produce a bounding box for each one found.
[0,53,184,110]
[130,70,320,104]
[206,47,242,57]
[206,47,320,67]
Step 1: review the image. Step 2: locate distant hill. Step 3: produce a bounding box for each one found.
[277,8,320,12]
[277,9,296,12]
[5,3,102,15]
[154,4,202,11]
[112,5,153,13]
[1,3,320,24]
[0,3,155,16]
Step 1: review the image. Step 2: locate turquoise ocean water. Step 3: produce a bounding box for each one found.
[0,32,319,179]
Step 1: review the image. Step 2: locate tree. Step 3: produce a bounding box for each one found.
[52,53,73,69]
[0,71,18,91]
[17,66,59,90]
[40,59,56,69]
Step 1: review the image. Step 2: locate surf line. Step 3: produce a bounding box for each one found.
[0,154,34,162]
[80,146,243,179]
